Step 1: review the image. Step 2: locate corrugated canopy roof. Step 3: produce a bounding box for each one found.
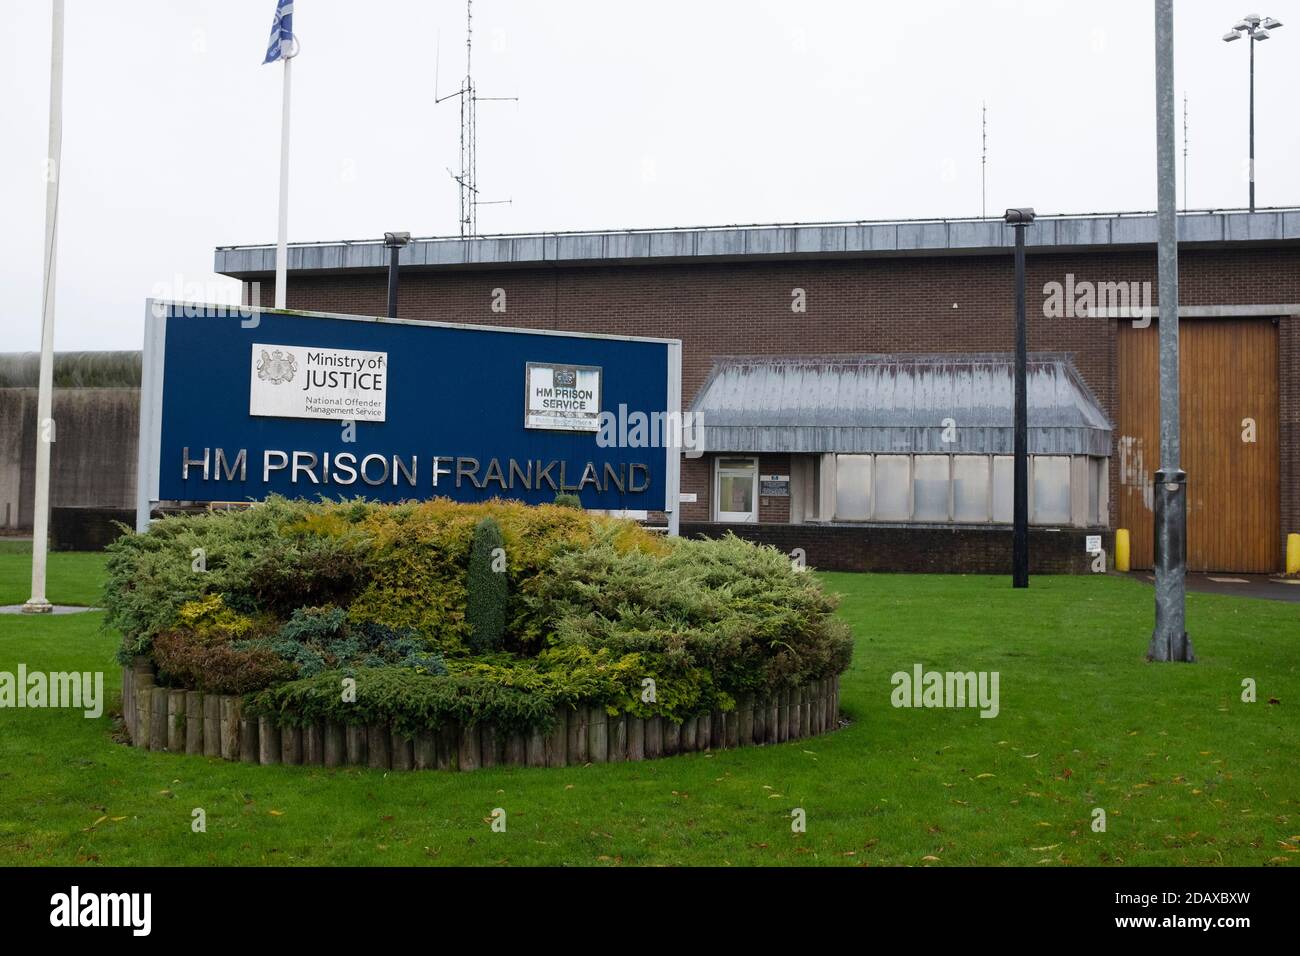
[690,353,1111,456]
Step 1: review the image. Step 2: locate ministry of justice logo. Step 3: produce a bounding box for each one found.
[256,349,297,385]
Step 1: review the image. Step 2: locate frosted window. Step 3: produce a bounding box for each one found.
[874,456,911,520]
[992,456,1013,524]
[913,456,950,521]
[1032,457,1071,525]
[953,457,990,522]
[1088,457,1103,525]
[719,475,754,513]
[834,455,872,520]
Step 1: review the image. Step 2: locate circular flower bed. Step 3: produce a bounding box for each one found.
[108,497,853,769]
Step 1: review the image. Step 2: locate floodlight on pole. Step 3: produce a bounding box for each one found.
[1003,206,1035,589]
[384,232,412,319]
[1222,12,1284,212]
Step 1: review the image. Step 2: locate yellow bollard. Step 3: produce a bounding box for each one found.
[1287,533,1300,575]
[1115,529,1131,572]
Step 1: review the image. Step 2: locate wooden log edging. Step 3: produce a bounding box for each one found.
[121,665,846,772]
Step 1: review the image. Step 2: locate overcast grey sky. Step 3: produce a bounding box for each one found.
[2,0,1297,351]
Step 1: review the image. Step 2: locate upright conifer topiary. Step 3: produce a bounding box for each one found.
[466,516,508,652]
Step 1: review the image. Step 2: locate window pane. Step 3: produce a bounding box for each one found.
[1032,456,1071,525]
[992,456,1013,524]
[834,454,872,520]
[1088,457,1102,525]
[874,456,911,520]
[718,458,754,471]
[912,456,950,521]
[953,457,990,522]
[719,474,754,513]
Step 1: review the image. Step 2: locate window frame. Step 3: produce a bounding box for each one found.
[713,456,759,523]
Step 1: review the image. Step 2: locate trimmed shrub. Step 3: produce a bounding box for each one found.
[153,630,296,695]
[552,493,582,509]
[527,531,854,693]
[465,517,508,653]
[108,497,851,732]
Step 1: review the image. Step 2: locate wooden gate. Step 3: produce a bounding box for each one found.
[1117,318,1280,572]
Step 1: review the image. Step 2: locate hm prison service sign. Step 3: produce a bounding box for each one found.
[137,302,682,531]
[250,343,388,422]
[525,362,601,432]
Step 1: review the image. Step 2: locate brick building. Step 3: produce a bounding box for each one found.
[200,208,1287,573]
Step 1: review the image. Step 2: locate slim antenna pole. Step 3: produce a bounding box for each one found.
[1182,92,1188,211]
[436,1,516,237]
[981,102,987,219]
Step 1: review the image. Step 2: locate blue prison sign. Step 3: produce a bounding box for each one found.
[136,302,682,529]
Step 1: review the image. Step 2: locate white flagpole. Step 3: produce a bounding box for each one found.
[274,51,292,309]
[24,0,64,614]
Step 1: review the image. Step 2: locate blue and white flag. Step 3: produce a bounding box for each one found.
[262,0,295,64]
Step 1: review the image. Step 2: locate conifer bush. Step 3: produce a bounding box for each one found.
[465,517,508,653]
[105,496,852,732]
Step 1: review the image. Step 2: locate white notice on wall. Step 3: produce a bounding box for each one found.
[249,343,388,422]
[1085,534,1102,554]
[525,362,602,432]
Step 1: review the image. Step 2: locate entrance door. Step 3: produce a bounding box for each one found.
[1117,318,1280,572]
[715,457,758,523]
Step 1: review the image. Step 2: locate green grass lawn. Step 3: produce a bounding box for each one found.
[0,547,1296,866]
[0,540,107,608]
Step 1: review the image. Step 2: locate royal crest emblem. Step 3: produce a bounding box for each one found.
[256,348,297,385]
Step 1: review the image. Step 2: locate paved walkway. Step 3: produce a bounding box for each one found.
[1127,572,1300,603]
[0,604,101,615]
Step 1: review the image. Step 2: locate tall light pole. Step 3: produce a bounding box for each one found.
[1223,14,1284,213]
[1004,207,1035,589]
[1150,0,1194,663]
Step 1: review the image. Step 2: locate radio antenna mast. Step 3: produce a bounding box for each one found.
[435,0,516,237]
[981,101,987,218]
[1182,92,1188,211]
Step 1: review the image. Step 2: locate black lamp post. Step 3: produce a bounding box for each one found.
[384,231,411,318]
[1223,14,1284,213]
[1004,207,1035,588]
